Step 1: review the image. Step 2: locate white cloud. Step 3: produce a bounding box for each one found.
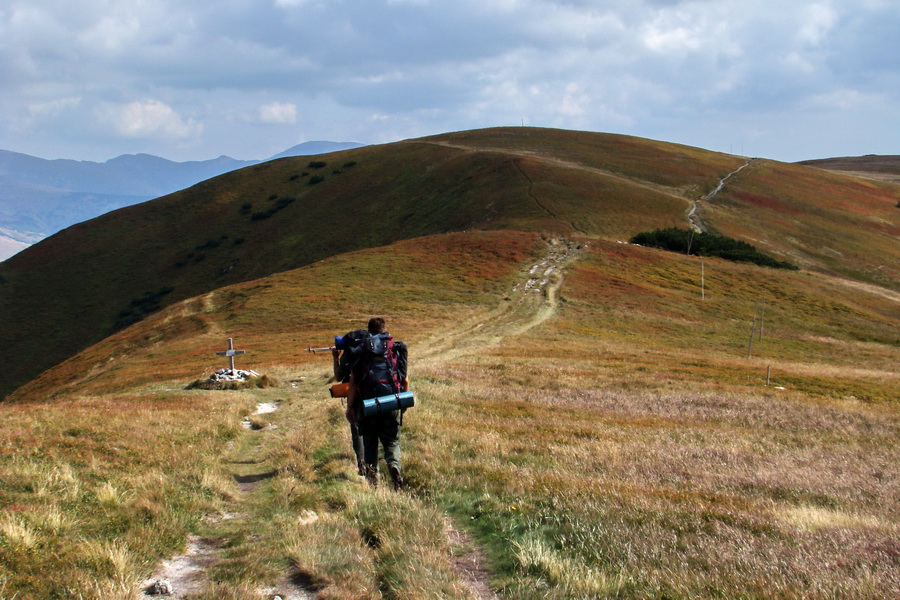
[1,0,897,162]
[274,0,314,7]
[558,82,588,117]
[259,102,298,125]
[109,99,202,140]
[809,88,882,110]
[28,97,82,120]
[77,14,142,52]
[798,2,837,45]
[642,20,704,55]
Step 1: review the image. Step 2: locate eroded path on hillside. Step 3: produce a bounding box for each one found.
[140,399,316,600]
[140,239,579,600]
[417,237,579,366]
[417,139,693,203]
[688,159,753,232]
[413,237,579,599]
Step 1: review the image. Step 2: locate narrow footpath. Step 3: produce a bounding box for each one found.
[688,159,753,232]
[139,238,579,599]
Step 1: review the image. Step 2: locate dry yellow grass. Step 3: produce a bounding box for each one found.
[1,230,897,598]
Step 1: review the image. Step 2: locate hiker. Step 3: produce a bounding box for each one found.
[332,328,368,476]
[346,317,409,489]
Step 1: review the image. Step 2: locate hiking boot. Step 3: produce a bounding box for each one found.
[388,464,404,490]
[364,464,378,487]
[357,460,366,477]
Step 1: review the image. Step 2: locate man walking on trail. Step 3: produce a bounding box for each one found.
[346,317,409,489]
[332,328,368,476]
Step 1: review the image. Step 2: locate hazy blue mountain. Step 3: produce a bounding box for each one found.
[0,141,363,260]
[267,141,363,160]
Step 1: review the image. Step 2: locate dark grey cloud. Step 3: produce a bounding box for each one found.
[0,0,896,162]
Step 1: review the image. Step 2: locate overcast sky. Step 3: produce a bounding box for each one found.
[1,0,897,163]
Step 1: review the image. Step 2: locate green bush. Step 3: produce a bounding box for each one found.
[115,286,175,329]
[308,161,327,169]
[308,175,324,185]
[196,239,222,250]
[630,228,799,270]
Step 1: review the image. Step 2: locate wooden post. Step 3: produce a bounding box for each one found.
[216,337,246,372]
[747,315,756,358]
[701,262,705,300]
[766,365,771,386]
[758,301,765,340]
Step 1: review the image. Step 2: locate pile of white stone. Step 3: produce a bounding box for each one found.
[208,368,260,382]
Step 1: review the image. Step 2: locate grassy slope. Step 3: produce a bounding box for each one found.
[705,159,900,288]
[798,155,900,184]
[2,229,897,598]
[1,126,898,596]
[1,127,740,400]
[3,127,898,400]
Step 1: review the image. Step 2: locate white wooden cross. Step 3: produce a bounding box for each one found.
[216,337,246,372]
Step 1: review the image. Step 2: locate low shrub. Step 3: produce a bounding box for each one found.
[185,374,280,391]
[114,286,175,329]
[630,228,799,270]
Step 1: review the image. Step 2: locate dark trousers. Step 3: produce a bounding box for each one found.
[359,410,401,471]
[350,421,364,470]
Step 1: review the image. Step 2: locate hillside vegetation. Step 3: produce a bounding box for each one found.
[2,228,897,598]
[798,154,900,184]
[629,228,799,270]
[2,127,898,400]
[0,127,898,598]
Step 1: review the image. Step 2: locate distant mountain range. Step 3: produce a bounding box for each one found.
[0,141,363,260]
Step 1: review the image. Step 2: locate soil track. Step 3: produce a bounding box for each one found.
[141,238,580,599]
[419,140,690,201]
[417,236,579,598]
[140,400,316,600]
[418,237,579,366]
[688,159,753,232]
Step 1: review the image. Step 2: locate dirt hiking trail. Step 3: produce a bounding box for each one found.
[415,237,579,598]
[418,237,579,366]
[140,238,580,599]
[688,159,754,232]
[418,139,690,202]
[140,400,316,600]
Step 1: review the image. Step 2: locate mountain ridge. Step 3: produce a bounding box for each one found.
[1,128,897,600]
[1,127,897,400]
[797,154,900,184]
[0,141,364,260]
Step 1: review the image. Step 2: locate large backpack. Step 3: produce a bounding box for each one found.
[353,332,407,401]
[336,329,369,383]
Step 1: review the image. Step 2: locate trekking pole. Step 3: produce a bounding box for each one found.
[307,346,336,354]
